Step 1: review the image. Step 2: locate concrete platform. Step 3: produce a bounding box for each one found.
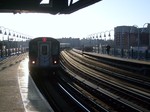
[0,58,54,112]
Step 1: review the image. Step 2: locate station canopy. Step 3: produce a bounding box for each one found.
[0,0,101,14]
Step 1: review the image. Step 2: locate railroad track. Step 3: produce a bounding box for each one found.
[69,50,150,89]
[30,70,94,112]
[60,50,150,112]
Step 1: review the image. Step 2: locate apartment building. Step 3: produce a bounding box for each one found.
[114,24,150,50]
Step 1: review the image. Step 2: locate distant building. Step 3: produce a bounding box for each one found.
[114,26,131,49]
[114,24,150,50]
[57,37,80,48]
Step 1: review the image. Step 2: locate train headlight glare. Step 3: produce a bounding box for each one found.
[54,60,57,64]
[32,61,35,64]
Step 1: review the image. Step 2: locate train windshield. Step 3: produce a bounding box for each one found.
[42,45,48,55]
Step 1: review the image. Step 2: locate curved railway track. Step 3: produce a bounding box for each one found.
[60,50,150,112]
[30,70,95,112]
[69,50,150,90]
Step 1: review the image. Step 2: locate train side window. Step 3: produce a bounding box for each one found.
[42,45,47,55]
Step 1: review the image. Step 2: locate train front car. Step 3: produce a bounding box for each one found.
[28,37,60,72]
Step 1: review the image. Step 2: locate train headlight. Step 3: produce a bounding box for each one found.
[53,60,57,64]
[32,61,36,64]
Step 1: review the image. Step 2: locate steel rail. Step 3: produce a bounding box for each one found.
[72,49,150,85]
[57,68,111,112]
[60,50,150,112]
[69,50,150,92]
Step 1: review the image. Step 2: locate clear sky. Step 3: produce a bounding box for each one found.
[0,0,150,39]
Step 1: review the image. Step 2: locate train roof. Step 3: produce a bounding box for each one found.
[29,37,59,43]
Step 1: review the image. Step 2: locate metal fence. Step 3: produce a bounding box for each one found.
[94,47,150,61]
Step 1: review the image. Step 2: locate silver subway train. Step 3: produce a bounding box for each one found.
[28,37,60,71]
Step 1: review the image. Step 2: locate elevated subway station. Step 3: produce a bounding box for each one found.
[0,1,103,111]
[0,0,102,14]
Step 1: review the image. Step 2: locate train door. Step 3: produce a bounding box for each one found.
[38,42,51,67]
